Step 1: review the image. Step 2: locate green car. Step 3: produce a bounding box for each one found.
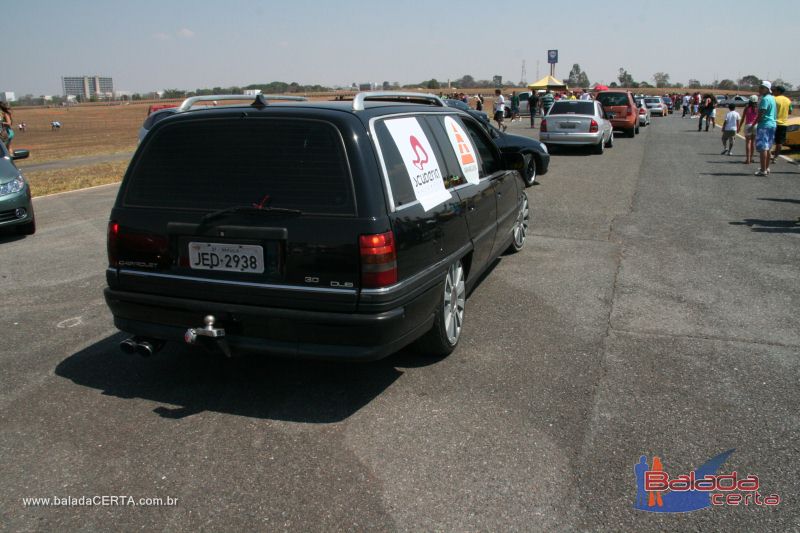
[0,144,35,235]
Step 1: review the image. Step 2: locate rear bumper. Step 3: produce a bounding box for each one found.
[610,118,636,130]
[104,285,440,361]
[539,132,603,145]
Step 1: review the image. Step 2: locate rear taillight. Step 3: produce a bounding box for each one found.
[107,221,120,267]
[360,231,397,288]
[624,107,631,117]
[589,120,598,133]
[639,108,646,115]
[107,221,170,269]
[540,119,547,132]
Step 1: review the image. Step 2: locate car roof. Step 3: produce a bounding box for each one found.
[148,97,468,134]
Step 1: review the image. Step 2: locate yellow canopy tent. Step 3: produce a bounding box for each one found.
[527,75,567,90]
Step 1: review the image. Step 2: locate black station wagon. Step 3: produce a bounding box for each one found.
[105,92,530,360]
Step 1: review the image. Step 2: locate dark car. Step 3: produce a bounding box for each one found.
[0,143,34,235]
[443,98,490,125]
[661,96,674,113]
[442,98,549,186]
[105,92,529,361]
[481,122,549,186]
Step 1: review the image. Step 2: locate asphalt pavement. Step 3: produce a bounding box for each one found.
[1,115,798,532]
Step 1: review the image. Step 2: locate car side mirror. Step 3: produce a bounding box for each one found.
[12,149,29,160]
[502,152,526,173]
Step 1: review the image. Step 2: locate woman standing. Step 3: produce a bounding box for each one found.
[0,101,14,151]
[738,95,759,164]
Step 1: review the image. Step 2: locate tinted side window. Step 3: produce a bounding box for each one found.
[424,115,468,189]
[461,119,500,177]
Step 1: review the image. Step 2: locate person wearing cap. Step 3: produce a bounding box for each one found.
[771,86,793,163]
[738,95,759,165]
[754,81,777,176]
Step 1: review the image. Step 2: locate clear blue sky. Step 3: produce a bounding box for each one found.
[5,0,796,95]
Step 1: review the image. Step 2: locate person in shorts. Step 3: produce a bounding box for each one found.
[771,85,793,163]
[754,81,776,176]
[739,95,759,164]
[494,89,506,131]
[721,104,740,155]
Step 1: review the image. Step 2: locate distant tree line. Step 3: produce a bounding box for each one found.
[607,68,795,92]
[8,73,796,107]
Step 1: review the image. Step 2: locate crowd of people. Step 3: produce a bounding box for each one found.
[673,82,792,176]
[446,81,793,177]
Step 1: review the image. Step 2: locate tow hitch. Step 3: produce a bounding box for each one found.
[184,315,232,357]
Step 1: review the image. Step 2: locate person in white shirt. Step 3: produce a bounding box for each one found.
[579,91,592,101]
[681,94,690,118]
[494,89,507,131]
[720,103,740,155]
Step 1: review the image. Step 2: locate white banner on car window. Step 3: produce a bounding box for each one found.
[443,117,480,185]
[384,117,450,211]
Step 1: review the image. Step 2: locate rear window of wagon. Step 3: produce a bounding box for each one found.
[125,118,355,215]
[596,93,630,106]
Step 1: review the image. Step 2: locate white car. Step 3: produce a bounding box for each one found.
[539,99,614,154]
[643,97,667,117]
[634,97,651,126]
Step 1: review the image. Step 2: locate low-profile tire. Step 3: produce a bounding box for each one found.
[634,122,640,135]
[627,127,635,138]
[523,154,537,186]
[593,138,605,154]
[605,131,614,148]
[417,260,465,357]
[16,217,36,235]
[506,195,529,253]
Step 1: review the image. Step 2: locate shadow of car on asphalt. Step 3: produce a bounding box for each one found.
[729,218,800,234]
[0,231,28,244]
[54,332,415,423]
[53,260,505,423]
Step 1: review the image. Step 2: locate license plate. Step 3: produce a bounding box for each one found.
[188,242,264,273]
[560,122,577,129]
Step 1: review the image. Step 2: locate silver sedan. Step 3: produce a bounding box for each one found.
[539,100,614,154]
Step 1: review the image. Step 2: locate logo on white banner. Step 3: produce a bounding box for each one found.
[384,118,450,211]
[443,117,480,184]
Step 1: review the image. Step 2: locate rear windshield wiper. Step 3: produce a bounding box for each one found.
[200,206,303,224]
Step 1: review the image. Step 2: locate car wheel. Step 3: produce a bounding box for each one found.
[635,122,640,135]
[523,154,537,186]
[593,137,605,154]
[605,131,614,148]
[627,127,636,138]
[418,260,465,357]
[506,194,529,253]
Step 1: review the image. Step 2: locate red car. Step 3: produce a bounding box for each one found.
[596,91,639,138]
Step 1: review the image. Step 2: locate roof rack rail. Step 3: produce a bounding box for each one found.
[178,94,307,111]
[351,91,445,111]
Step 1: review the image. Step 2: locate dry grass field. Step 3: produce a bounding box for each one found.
[11,104,147,163]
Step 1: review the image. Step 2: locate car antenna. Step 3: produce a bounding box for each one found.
[251,94,268,109]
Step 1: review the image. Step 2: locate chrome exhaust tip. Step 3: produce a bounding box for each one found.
[135,338,165,358]
[136,341,155,357]
[120,338,137,354]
